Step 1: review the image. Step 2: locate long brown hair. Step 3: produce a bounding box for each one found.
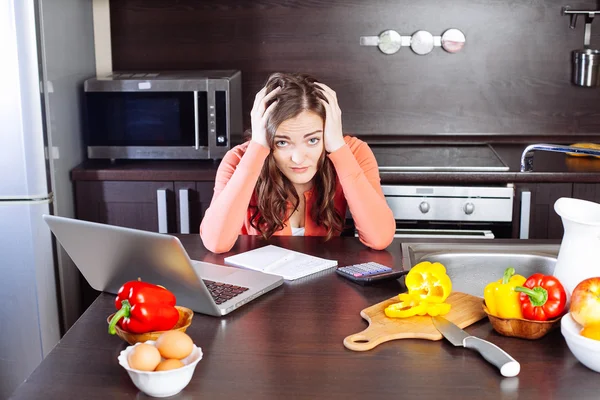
[249,72,344,239]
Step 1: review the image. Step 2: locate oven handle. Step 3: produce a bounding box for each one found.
[194,90,199,149]
[395,229,495,239]
[354,228,495,239]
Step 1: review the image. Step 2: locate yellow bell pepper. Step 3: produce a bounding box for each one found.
[424,302,452,316]
[385,293,427,318]
[404,261,452,303]
[483,267,527,319]
[385,293,452,318]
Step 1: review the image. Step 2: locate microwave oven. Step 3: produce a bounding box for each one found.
[83,70,242,160]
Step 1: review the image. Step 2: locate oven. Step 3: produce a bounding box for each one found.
[381,185,515,239]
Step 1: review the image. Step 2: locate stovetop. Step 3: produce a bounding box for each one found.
[370,144,509,172]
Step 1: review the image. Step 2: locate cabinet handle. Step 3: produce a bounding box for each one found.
[157,189,168,233]
[194,91,199,150]
[179,189,190,234]
[520,190,531,239]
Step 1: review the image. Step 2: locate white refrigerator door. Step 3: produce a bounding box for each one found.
[0,201,61,400]
[0,0,50,199]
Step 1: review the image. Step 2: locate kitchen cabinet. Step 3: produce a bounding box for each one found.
[75,181,176,232]
[75,180,214,234]
[174,181,215,234]
[573,183,600,204]
[517,183,573,239]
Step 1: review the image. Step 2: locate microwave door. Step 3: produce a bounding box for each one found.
[86,91,206,159]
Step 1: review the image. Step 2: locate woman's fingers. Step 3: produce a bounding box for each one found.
[255,86,281,117]
[263,99,278,122]
[252,87,267,112]
[315,82,338,108]
[319,94,340,123]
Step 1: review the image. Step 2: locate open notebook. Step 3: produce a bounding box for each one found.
[224,245,338,281]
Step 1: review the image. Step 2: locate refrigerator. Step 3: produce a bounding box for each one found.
[0,1,96,398]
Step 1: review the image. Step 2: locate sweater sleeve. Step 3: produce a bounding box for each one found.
[200,141,270,253]
[327,139,395,250]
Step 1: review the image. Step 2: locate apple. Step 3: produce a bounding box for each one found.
[570,277,600,327]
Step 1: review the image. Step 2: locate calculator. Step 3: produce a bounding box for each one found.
[336,262,407,285]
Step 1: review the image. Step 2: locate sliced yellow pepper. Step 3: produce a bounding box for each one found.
[424,302,452,316]
[385,293,427,318]
[483,267,527,319]
[405,261,452,303]
[385,293,452,318]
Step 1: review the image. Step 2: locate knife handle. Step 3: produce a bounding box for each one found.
[464,337,520,377]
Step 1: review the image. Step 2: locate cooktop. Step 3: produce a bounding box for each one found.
[370,144,509,172]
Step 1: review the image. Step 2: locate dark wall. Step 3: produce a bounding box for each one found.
[110,0,600,138]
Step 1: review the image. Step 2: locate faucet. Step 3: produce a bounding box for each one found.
[520,143,600,172]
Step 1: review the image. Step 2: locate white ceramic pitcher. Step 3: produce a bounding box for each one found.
[553,197,600,302]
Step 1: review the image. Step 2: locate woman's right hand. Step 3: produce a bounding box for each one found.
[251,86,280,148]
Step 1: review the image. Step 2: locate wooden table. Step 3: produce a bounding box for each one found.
[10,236,600,399]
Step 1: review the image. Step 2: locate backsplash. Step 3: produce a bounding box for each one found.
[109,0,600,139]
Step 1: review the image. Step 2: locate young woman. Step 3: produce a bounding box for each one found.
[200,72,395,253]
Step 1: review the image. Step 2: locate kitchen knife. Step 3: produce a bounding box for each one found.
[432,316,520,377]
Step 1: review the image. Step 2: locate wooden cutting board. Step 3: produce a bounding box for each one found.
[343,292,486,352]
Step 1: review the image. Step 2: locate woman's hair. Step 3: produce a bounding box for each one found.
[249,72,344,240]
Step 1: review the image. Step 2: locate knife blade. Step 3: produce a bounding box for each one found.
[432,316,520,377]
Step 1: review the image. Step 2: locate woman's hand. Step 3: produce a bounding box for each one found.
[316,83,346,153]
[250,86,280,148]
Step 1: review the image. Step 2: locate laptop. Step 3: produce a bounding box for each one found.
[43,215,283,316]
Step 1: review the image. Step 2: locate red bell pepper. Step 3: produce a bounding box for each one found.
[108,280,179,334]
[515,273,567,321]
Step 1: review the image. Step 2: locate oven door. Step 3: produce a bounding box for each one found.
[381,185,515,240]
[391,219,514,239]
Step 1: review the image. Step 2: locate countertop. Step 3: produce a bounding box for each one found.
[10,236,600,400]
[71,142,600,183]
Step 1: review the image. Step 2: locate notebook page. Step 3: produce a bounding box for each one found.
[224,245,337,280]
[263,252,337,280]
[224,245,295,272]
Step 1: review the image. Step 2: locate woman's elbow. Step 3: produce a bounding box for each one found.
[200,234,235,254]
[366,218,396,250]
[199,226,236,254]
[366,233,394,251]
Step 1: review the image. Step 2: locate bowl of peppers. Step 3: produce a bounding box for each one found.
[107,280,194,345]
[483,268,567,340]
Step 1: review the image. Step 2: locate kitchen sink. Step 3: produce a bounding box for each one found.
[401,242,560,298]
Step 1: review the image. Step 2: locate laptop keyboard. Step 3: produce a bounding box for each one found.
[202,280,250,305]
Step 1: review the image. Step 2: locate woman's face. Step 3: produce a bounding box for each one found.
[272,110,324,188]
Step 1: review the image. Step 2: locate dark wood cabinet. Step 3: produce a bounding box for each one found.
[517,183,573,239]
[573,184,600,203]
[174,181,214,234]
[75,181,176,232]
[75,180,214,234]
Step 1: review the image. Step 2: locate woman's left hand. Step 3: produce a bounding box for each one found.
[316,83,346,153]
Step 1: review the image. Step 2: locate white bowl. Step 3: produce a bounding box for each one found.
[561,313,600,373]
[118,340,203,397]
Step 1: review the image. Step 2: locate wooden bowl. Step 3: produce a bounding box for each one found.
[107,306,194,345]
[482,301,562,340]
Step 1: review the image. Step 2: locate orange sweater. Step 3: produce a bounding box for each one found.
[200,136,396,253]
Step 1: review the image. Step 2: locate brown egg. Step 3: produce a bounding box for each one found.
[155,331,194,360]
[127,343,161,371]
[155,358,185,371]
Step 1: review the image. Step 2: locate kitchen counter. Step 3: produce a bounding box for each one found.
[70,142,600,183]
[10,236,600,400]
